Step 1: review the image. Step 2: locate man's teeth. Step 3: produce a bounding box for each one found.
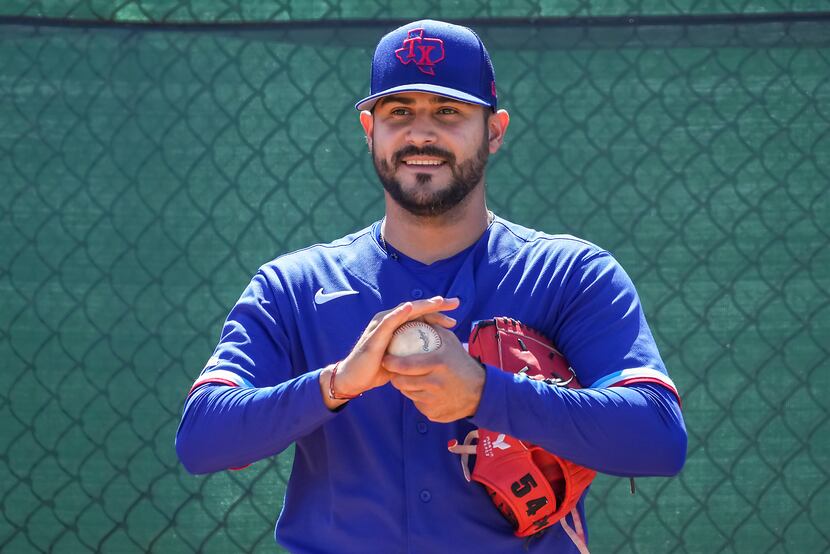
[405,160,443,165]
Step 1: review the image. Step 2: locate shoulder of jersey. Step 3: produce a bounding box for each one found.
[491,217,607,259]
[258,225,375,271]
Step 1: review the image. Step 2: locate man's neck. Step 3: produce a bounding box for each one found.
[380,190,491,265]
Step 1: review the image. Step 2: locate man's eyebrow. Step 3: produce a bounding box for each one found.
[376,94,466,108]
[377,94,415,107]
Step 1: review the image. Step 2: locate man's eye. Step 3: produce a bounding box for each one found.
[438,107,458,115]
[391,108,410,116]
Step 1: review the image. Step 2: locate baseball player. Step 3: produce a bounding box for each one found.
[176,19,687,553]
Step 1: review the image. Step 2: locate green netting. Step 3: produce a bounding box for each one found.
[0,0,828,23]
[1,11,829,554]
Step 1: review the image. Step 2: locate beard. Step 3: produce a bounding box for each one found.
[373,133,489,218]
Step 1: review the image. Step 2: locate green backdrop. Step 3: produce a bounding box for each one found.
[1,2,828,552]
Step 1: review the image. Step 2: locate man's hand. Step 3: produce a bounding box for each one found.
[320,297,459,410]
[382,325,486,422]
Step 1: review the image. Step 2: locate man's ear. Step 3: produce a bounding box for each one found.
[487,109,510,154]
[360,110,374,152]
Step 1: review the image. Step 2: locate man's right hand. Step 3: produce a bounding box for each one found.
[320,296,460,410]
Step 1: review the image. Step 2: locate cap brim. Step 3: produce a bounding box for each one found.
[355,84,492,111]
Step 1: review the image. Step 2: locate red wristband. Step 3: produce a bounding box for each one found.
[328,361,361,400]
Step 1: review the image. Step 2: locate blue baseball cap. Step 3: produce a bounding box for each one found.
[355,20,498,112]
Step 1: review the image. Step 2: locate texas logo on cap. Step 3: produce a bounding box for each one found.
[395,29,445,76]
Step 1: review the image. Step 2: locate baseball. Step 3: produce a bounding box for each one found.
[387,321,442,356]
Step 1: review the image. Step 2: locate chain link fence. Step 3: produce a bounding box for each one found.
[1,0,828,23]
[1,5,828,553]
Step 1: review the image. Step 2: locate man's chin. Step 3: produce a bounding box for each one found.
[393,202,451,218]
[394,168,447,186]
[387,188,473,218]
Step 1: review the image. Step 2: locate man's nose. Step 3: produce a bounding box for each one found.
[406,115,437,146]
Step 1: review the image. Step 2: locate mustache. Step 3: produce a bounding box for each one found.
[392,145,456,166]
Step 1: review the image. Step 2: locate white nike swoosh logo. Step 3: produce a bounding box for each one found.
[315,288,359,305]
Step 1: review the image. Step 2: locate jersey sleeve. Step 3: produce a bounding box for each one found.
[189,270,292,394]
[469,247,687,476]
[552,250,680,403]
[176,269,339,474]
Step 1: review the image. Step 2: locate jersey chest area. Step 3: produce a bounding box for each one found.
[290,261,564,373]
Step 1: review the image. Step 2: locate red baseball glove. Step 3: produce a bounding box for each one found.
[448,318,595,552]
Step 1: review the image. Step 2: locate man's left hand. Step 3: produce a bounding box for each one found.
[383,325,485,423]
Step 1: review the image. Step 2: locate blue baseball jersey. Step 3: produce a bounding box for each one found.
[176,216,685,553]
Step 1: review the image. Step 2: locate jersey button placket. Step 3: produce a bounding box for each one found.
[411,288,423,299]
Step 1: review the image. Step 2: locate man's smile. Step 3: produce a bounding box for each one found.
[401,156,447,169]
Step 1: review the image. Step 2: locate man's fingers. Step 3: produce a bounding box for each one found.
[368,297,459,348]
[422,312,456,329]
[389,373,420,391]
[406,296,460,319]
[366,302,415,343]
[382,354,438,375]
[389,375,432,400]
[388,301,414,320]
[399,389,424,404]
